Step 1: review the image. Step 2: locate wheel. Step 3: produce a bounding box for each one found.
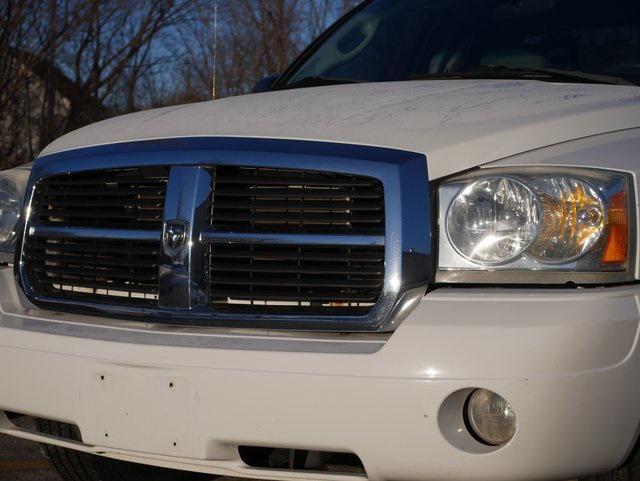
[36,418,210,481]
[581,443,640,481]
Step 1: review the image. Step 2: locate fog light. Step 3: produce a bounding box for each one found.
[466,389,516,446]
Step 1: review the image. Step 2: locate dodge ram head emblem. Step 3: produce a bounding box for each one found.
[164,221,188,250]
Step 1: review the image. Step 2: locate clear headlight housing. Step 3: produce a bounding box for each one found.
[0,168,30,258]
[438,167,635,284]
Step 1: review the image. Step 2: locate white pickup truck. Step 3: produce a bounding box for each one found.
[1,1,640,481]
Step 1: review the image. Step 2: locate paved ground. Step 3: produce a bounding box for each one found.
[0,434,59,481]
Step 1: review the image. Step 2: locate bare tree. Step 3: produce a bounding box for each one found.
[52,0,198,128]
[176,0,361,101]
[1,0,201,167]
[0,0,361,169]
[0,0,78,165]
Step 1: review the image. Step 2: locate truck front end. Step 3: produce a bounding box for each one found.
[1,1,640,481]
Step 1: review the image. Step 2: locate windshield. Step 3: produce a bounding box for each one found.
[281,0,640,87]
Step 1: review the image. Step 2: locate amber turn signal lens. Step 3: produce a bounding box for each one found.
[601,191,628,265]
[529,177,606,263]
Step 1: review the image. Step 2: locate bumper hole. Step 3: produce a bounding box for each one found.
[4,412,82,442]
[238,446,365,475]
[438,389,505,454]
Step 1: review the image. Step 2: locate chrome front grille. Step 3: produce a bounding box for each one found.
[32,167,168,229]
[18,138,431,331]
[23,168,168,306]
[210,244,385,315]
[209,166,385,314]
[24,236,161,306]
[211,166,385,233]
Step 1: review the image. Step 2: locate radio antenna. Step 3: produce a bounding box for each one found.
[211,0,219,99]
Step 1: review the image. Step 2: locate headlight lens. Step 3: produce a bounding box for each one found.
[438,167,634,284]
[447,178,540,265]
[0,168,29,253]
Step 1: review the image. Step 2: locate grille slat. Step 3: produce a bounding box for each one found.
[47,198,165,208]
[213,275,383,289]
[212,288,381,303]
[46,176,168,186]
[41,188,166,198]
[214,186,382,199]
[31,277,160,296]
[210,165,385,316]
[211,211,385,225]
[28,238,160,256]
[29,253,159,269]
[215,174,377,187]
[212,248,384,263]
[213,199,383,211]
[212,263,383,275]
[24,167,167,307]
[43,208,164,219]
[30,264,159,281]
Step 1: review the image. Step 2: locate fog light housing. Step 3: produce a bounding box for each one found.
[466,389,516,446]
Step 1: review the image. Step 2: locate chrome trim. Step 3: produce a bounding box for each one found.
[436,270,633,284]
[200,230,385,247]
[17,137,431,332]
[0,309,388,354]
[28,225,161,242]
[159,167,212,309]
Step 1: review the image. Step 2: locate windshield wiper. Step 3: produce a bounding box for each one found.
[275,75,364,91]
[411,65,637,86]
[501,66,636,86]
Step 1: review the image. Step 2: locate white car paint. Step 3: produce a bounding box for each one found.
[41,80,640,179]
[1,79,640,481]
[1,269,640,481]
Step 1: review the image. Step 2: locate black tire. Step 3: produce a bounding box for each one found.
[582,443,640,481]
[36,419,211,481]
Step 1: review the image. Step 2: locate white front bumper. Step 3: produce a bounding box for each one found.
[1,266,640,481]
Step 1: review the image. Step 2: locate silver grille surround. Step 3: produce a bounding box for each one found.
[17,138,431,332]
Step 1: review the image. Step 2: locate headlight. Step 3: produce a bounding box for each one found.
[438,167,635,284]
[447,177,540,265]
[0,168,30,256]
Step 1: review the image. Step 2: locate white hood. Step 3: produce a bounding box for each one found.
[41,80,640,179]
